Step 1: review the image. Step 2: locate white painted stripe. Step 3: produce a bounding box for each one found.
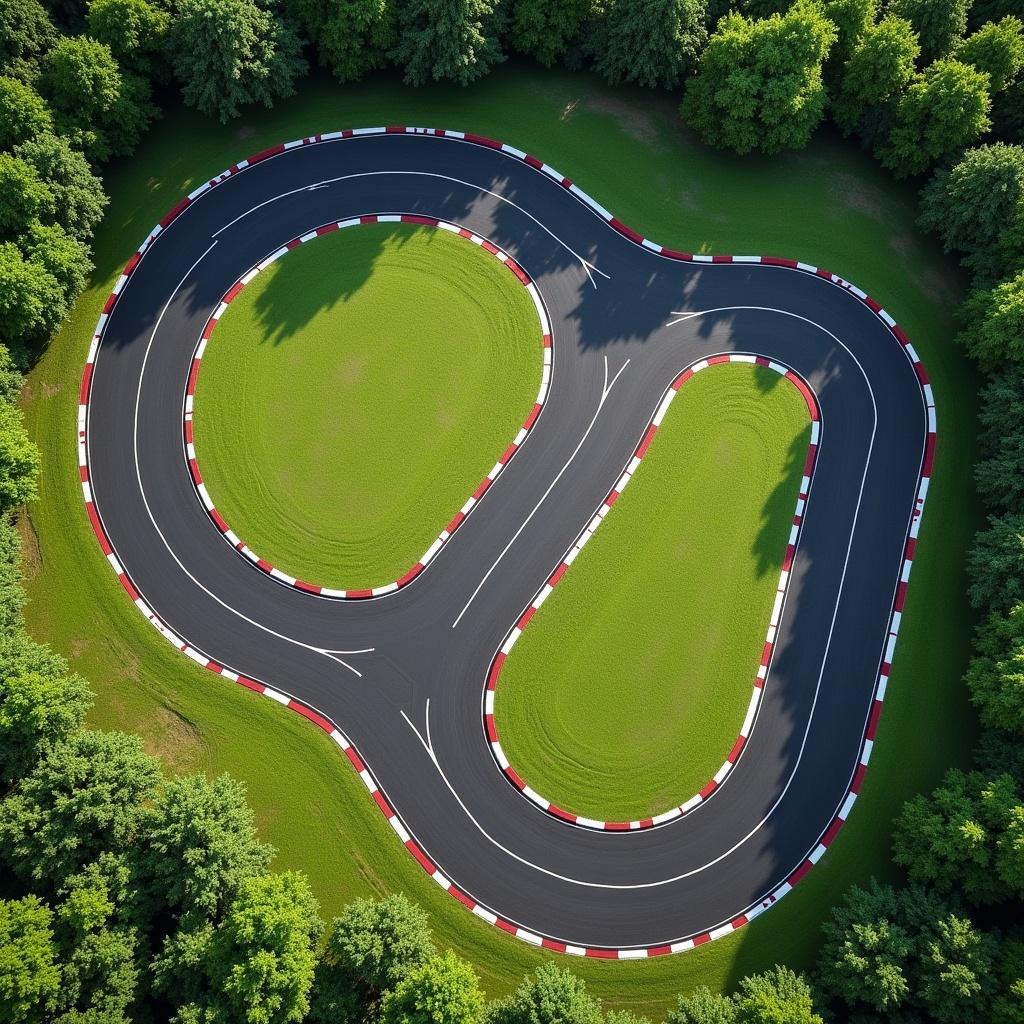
[263,687,289,705]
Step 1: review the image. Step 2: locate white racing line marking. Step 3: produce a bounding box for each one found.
[107,240,375,677]
[212,170,610,288]
[407,307,880,889]
[452,354,630,629]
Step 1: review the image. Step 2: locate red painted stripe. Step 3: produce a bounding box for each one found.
[635,424,657,458]
[485,714,497,742]
[914,361,930,385]
[247,143,285,164]
[784,372,819,421]
[711,254,732,264]
[815,267,832,279]
[865,296,882,313]
[922,432,936,476]
[445,511,465,534]
[472,477,491,501]
[79,363,93,404]
[223,281,244,303]
[639,817,654,829]
[760,641,773,667]
[661,248,692,260]
[289,701,334,733]
[345,746,364,772]
[401,214,438,226]
[79,465,88,482]
[549,563,569,586]
[86,503,112,555]
[904,537,917,560]
[894,581,907,611]
[495,918,517,934]
[396,563,424,586]
[499,444,517,465]
[609,219,643,244]
[698,779,717,799]
[693,933,711,946]
[159,197,191,228]
[604,822,630,831]
[707,354,730,365]
[316,223,338,236]
[294,579,322,594]
[487,653,505,690]
[673,368,693,389]
[237,676,264,694]
[727,735,745,762]
[647,945,672,956]
[523,404,542,430]
[405,840,436,874]
[210,509,229,533]
[893,325,910,346]
[506,259,530,285]
[782,544,795,571]
[525,155,543,170]
[206,662,223,674]
[480,240,499,256]
[372,790,394,816]
[755,355,771,367]
[803,445,817,476]
[102,292,117,315]
[731,914,748,929]
[123,252,141,276]
[360,214,378,224]
[851,763,867,793]
[348,588,373,599]
[465,133,502,150]
[541,938,567,952]
[761,256,798,269]
[585,947,618,959]
[184,420,194,444]
[504,766,526,790]
[788,860,812,886]
[865,699,883,740]
[518,606,536,629]
[560,177,572,189]
[449,887,475,909]
[187,360,201,396]
[605,489,620,507]
[118,574,139,601]
[542,334,552,348]
[385,124,406,134]
[821,816,844,847]
[548,805,577,823]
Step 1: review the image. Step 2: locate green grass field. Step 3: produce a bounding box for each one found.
[191,224,539,591]
[495,365,810,822]
[19,64,980,1015]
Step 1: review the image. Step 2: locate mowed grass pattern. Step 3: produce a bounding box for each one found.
[191,224,540,590]
[494,365,811,822]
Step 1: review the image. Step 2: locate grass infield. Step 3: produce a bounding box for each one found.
[494,364,811,823]
[190,224,540,592]
[21,66,979,1013]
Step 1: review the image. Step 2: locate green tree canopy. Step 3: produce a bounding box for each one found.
[590,0,707,89]
[140,772,274,923]
[20,221,91,308]
[822,0,876,62]
[166,0,307,123]
[965,602,1024,734]
[956,16,1024,93]
[732,966,822,1024]
[0,403,39,513]
[87,0,169,77]
[0,77,52,151]
[887,0,969,60]
[667,987,737,1024]
[509,0,592,66]
[967,512,1024,611]
[893,768,1024,903]
[0,0,57,81]
[318,0,396,83]
[0,729,160,887]
[380,950,485,1024]
[878,58,992,177]
[390,0,504,86]
[0,155,53,236]
[681,2,837,155]
[958,270,1024,366]
[0,242,62,354]
[975,365,1024,512]
[487,962,604,1024]
[0,896,61,1024]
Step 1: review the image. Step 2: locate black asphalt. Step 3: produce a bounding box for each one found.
[85,133,927,950]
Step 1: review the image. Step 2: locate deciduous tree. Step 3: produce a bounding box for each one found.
[965,602,1024,734]
[0,155,53,236]
[887,0,970,61]
[318,0,396,83]
[958,270,1024,366]
[487,963,603,1024]
[0,0,57,81]
[0,896,60,1024]
[509,0,592,66]
[0,77,52,151]
[380,951,484,1024]
[956,16,1024,94]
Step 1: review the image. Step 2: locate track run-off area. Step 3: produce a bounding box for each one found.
[79,128,935,957]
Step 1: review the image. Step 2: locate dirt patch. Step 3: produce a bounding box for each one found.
[891,233,964,311]
[15,510,41,581]
[145,705,206,768]
[584,94,667,146]
[235,125,256,141]
[41,381,60,397]
[828,171,888,222]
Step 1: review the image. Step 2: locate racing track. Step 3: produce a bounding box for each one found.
[80,129,935,956]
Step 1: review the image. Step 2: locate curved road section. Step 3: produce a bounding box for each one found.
[80,129,935,956]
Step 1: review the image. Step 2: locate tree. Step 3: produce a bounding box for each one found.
[956,17,1024,94]
[968,513,1024,611]
[975,366,1024,512]
[965,603,1024,734]
[893,769,1024,904]
[0,516,25,638]
[0,155,53,236]
[887,0,970,61]
[0,403,39,513]
[14,133,107,242]
[958,271,1024,366]
[87,0,169,77]
[823,0,876,63]
[831,16,920,136]
[487,963,603,1024]
[0,896,60,1024]
[0,670,91,788]
[167,0,307,123]
[509,0,592,66]
[732,967,822,1024]
[140,773,274,923]
[0,729,160,887]
[0,629,69,683]
[390,0,504,87]
[917,914,999,1024]
[681,3,837,155]
[976,725,1024,788]
[176,871,322,1024]
[590,0,707,90]
[878,59,992,177]
[41,35,120,126]
[0,242,62,354]
[919,144,1024,286]
[20,221,91,310]
[379,950,484,1024]
[0,0,57,81]
[994,933,1024,1024]
[667,988,737,1024]
[318,0,396,83]
[0,78,52,152]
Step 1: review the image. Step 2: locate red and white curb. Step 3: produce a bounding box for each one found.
[78,127,937,956]
[485,355,821,830]
[182,213,551,598]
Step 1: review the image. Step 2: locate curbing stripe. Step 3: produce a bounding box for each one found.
[78,127,937,959]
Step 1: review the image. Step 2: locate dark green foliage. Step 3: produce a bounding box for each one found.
[318,0,395,83]
[0,78,53,152]
[994,933,1024,1024]
[955,17,1024,94]
[817,880,997,1021]
[0,242,62,357]
[0,155,53,236]
[14,133,107,241]
[976,726,1024,787]
[166,0,307,123]
[975,365,1024,513]
[0,0,57,81]
[0,729,159,887]
[822,0,875,62]
[391,0,504,86]
[487,963,604,1024]
[140,773,274,923]
[380,949,484,1024]
[0,403,39,513]
[590,0,707,90]
[886,0,970,61]
[831,15,920,136]
[509,0,592,66]
[958,270,1024,366]
[681,3,836,155]
[892,768,1024,903]
[993,79,1024,142]
[0,514,25,639]
[919,144,1024,286]
[965,602,1024,734]
[667,987,737,1024]
[968,513,1024,612]
[172,871,322,1024]
[877,59,992,178]
[0,895,61,1024]
[86,0,169,77]
[20,221,91,306]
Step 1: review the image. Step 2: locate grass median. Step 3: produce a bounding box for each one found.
[20,64,979,1014]
[494,364,811,822]
[191,223,540,591]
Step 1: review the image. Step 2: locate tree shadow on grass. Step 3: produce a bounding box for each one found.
[752,425,814,579]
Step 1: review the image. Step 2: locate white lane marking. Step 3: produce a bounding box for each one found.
[451,355,630,629]
[108,240,373,677]
[212,169,609,288]
[412,309,883,889]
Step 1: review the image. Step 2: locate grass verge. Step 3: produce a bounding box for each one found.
[494,365,811,822]
[19,64,980,1015]
[192,224,539,591]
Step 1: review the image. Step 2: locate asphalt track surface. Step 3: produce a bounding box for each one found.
[82,130,933,955]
